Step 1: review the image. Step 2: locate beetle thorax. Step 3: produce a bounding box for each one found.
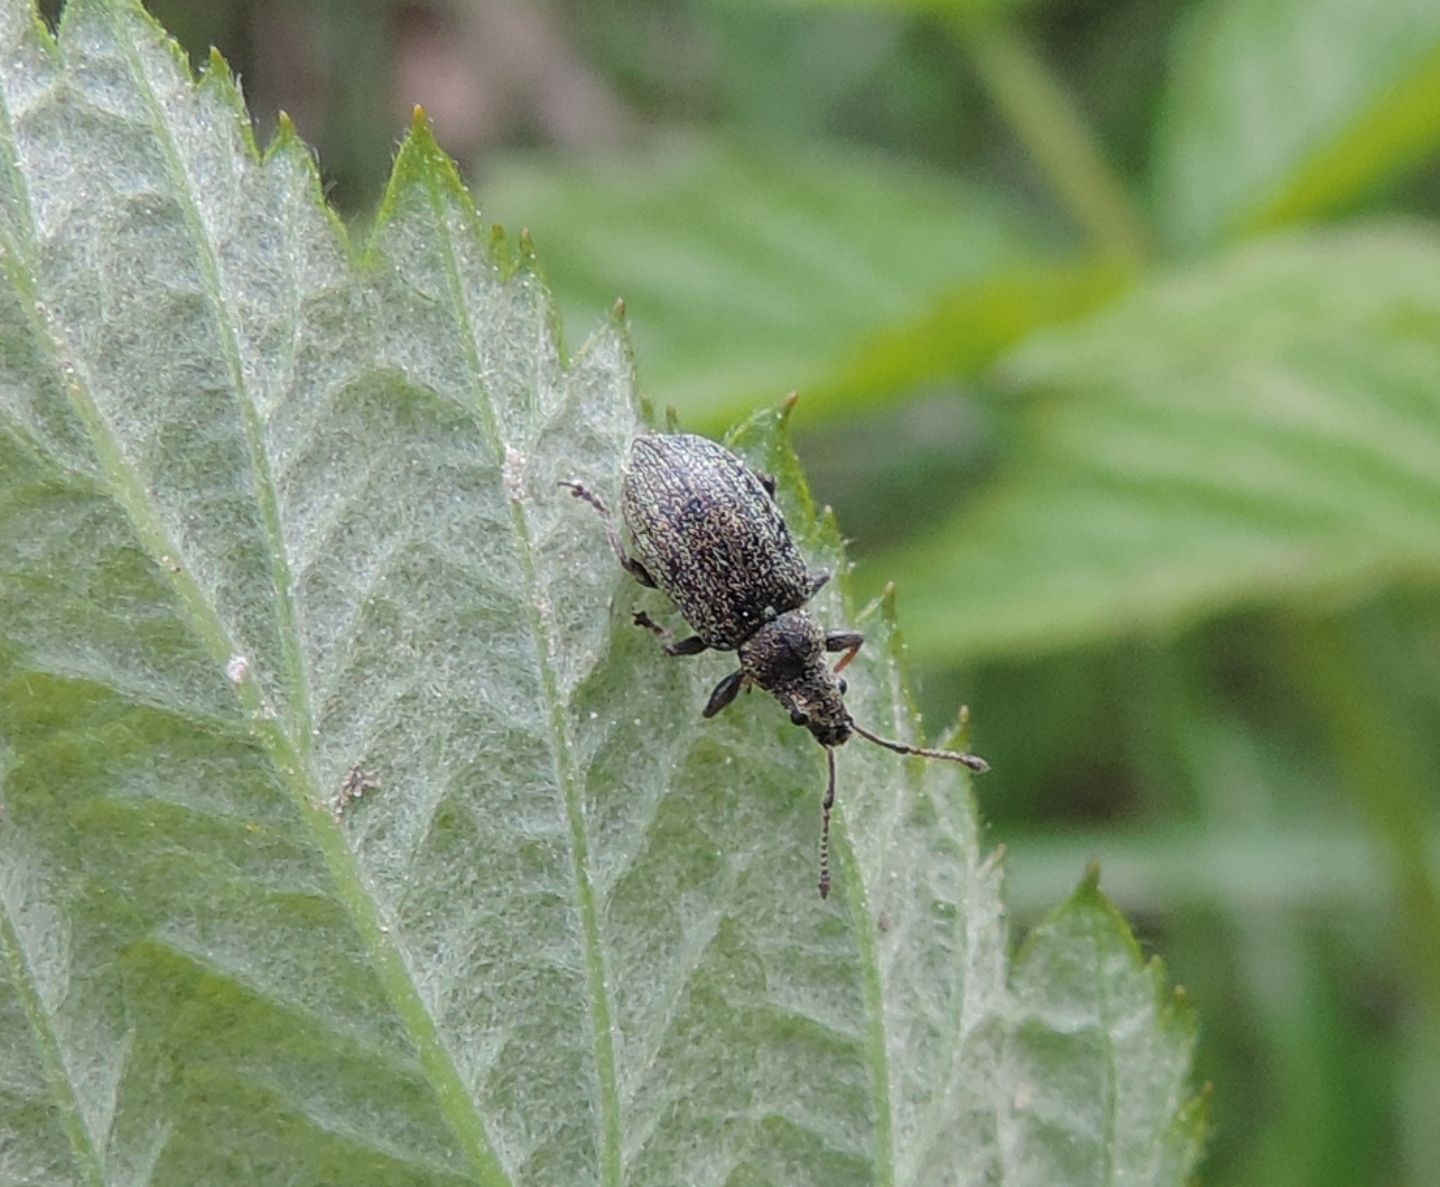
[738,610,852,747]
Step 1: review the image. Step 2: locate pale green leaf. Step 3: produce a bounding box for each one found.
[478,142,1075,428]
[1155,0,1440,248]
[884,226,1440,663]
[1003,874,1206,1185]
[0,2,1199,1184]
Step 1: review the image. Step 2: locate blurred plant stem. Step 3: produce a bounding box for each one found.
[1286,619,1440,1019]
[319,0,394,206]
[956,18,1148,265]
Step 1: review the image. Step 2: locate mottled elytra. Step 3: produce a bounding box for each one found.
[563,431,987,899]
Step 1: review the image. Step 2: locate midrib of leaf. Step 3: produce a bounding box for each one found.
[0,888,104,1186]
[3,8,510,1182]
[413,145,622,1186]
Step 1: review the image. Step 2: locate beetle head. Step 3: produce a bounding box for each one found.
[737,609,988,901]
[738,610,853,747]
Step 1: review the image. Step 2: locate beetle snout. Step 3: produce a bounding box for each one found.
[807,716,852,748]
[785,700,852,747]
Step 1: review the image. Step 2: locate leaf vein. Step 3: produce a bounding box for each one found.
[417,152,623,1186]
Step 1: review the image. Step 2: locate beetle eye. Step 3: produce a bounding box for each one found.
[838,679,848,695]
[790,710,810,727]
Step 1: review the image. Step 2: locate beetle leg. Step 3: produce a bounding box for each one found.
[622,556,658,588]
[807,570,832,596]
[632,610,666,637]
[561,481,657,587]
[702,671,745,718]
[664,635,708,657]
[631,612,707,657]
[757,471,777,498]
[825,630,864,673]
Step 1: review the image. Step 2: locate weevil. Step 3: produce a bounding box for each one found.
[563,431,987,898]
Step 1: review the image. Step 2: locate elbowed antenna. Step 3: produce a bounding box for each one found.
[818,746,837,900]
[850,721,990,773]
[817,725,986,899]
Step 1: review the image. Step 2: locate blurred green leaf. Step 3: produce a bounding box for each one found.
[0,2,1199,1184]
[885,225,1440,663]
[1155,0,1440,248]
[479,142,1091,428]
[811,258,1128,417]
[740,0,1020,14]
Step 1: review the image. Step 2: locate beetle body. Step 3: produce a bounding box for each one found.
[621,434,852,746]
[621,434,813,651]
[562,428,986,898]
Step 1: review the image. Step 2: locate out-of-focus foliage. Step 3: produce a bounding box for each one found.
[480,141,1102,424]
[34,0,1440,1184]
[1154,0,1440,247]
[891,226,1440,661]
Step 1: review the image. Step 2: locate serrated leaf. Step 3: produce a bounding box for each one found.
[478,142,1074,428]
[884,225,1440,664]
[1155,0,1440,248]
[0,2,1199,1184]
[1001,874,1206,1185]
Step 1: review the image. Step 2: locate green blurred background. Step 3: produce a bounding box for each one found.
[58,0,1440,1181]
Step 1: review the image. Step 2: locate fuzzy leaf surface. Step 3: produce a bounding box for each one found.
[0,2,1198,1184]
